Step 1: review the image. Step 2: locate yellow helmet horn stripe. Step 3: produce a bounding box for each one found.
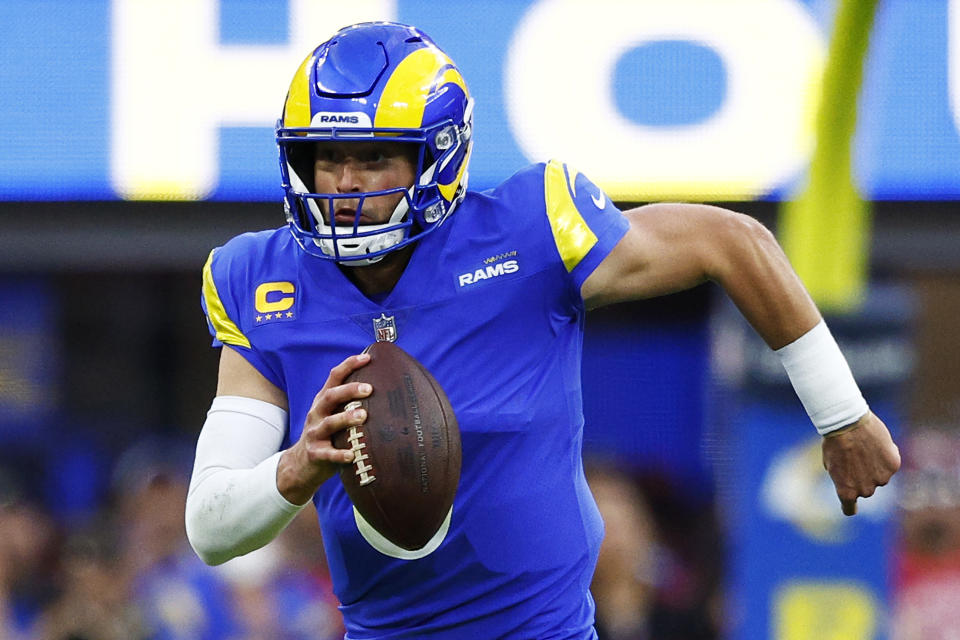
[439,143,471,202]
[282,53,315,128]
[435,66,471,201]
[374,48,468,129]
[376,49,470,202]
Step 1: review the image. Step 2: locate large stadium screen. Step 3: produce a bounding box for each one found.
[2,0,958,202]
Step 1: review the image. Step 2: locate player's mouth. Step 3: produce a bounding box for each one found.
[334,207,368,226]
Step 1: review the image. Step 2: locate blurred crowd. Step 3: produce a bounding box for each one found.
[891,427,960,639]
[0,437,344,640]
[0,431,725,640]
[7,423,959,639]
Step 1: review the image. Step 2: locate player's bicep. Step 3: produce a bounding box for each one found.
[217,346,288,410]
[581,203,727,308]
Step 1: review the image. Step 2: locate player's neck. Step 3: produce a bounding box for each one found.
[340,246,413,297]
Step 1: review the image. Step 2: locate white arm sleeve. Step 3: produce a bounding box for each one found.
[185,395,307,566]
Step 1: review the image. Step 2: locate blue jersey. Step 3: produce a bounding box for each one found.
[201,161,629,639]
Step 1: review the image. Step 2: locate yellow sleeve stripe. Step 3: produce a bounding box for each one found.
[202,249,251,349]
[544,160,597,272]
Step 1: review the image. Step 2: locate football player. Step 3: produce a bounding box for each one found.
[186,21,899,638]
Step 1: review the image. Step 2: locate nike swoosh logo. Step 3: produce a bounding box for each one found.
[591,191,606,209]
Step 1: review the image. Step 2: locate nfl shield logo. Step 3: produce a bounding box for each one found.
[373,313,397,342]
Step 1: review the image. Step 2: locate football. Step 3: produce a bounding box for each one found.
[332,341,461,554]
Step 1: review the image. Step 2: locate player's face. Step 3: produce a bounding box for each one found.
[313,141,417,225]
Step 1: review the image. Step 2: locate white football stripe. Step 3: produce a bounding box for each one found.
[353,506,453,560]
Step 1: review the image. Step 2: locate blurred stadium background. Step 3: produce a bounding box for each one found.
[1,0,959,638]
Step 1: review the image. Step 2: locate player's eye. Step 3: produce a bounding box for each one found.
[314,148,336,163]
[360,150,387,164]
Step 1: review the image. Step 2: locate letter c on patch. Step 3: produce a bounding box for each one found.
[255,281,295,313]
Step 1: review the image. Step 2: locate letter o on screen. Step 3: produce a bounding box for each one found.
[504,0,827,200]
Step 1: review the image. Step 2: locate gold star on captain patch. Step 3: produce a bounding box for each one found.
[256,315,263,323]
[265,313,272,320]
[286,312,294,318]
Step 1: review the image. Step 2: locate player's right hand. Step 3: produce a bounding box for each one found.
[277,353,373,505]
[821,410,901,516]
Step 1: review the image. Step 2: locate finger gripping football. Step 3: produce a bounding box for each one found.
[332,341,461,553]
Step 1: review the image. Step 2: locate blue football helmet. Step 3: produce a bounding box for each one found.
[277,22,474,264]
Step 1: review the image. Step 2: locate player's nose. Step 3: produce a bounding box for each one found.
[336,160,362,193]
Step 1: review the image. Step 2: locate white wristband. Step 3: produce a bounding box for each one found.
[775,320,869,435]
[185,396,306,565]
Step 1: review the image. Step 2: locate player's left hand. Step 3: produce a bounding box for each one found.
[821,410,900,516]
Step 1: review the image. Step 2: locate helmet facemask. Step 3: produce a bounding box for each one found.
[281,138,418,265]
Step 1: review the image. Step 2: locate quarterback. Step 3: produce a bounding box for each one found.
[185,22,900,639]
